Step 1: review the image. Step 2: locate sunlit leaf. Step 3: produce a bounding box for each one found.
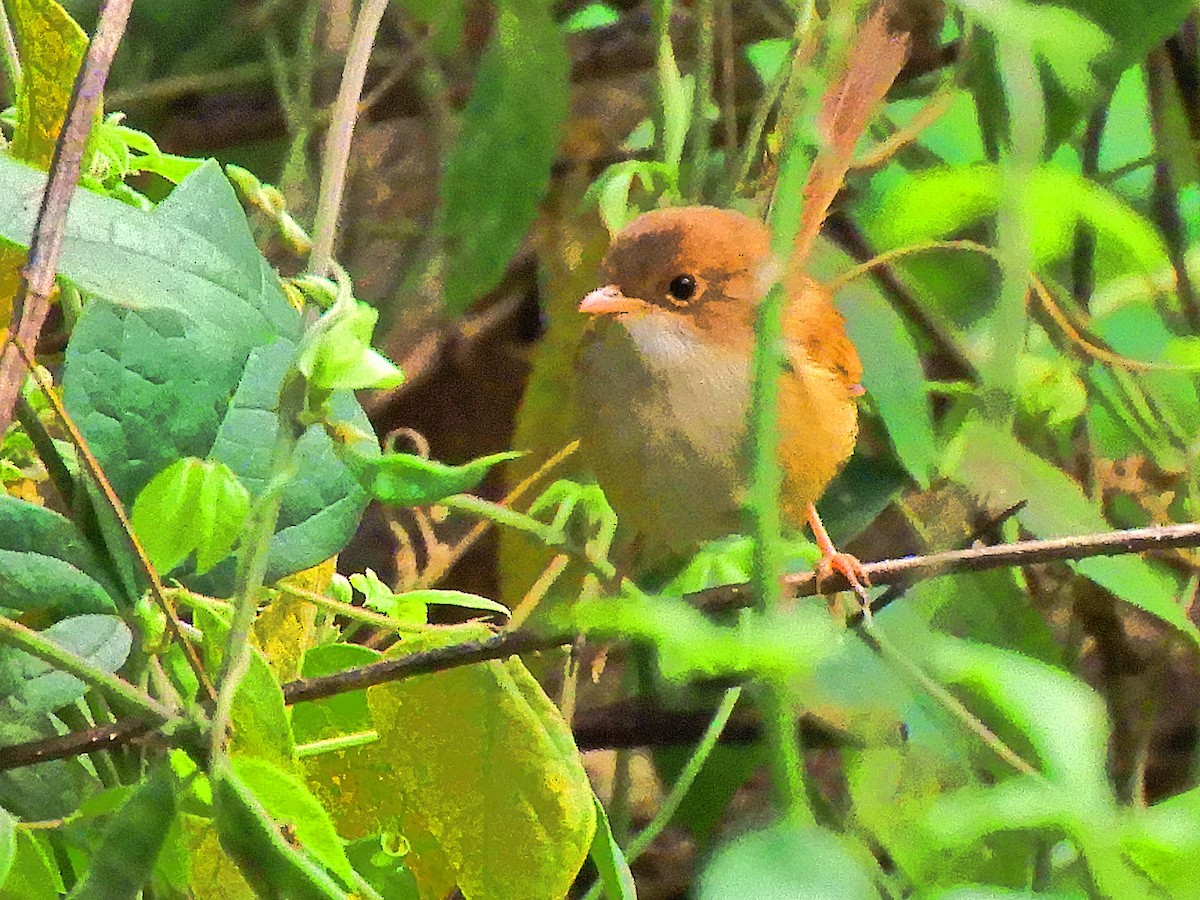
[868,165,1168,278]
[362,625,596,898]
[232,758,356,886]
[131,458,251,575]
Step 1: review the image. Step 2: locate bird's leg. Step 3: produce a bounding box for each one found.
[806,502,872,622]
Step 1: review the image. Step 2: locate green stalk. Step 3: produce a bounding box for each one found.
[209,377,305,762]
[745,2,825,823]
[0,615,173,721]
[683,0,716,200]
[984,37,1044,419]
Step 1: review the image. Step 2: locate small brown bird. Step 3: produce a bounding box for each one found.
[576,205,864,582]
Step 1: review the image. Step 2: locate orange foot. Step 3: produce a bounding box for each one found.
[807,502,873,622]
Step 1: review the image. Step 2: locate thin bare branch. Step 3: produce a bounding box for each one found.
[6,519,1200,769]
[308,0,391,277]
[0,0,134,429]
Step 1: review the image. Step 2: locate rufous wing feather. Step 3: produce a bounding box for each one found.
[792,1,913,270]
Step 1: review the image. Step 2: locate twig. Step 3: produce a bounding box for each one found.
[8,520,1200,768]
[308,0,391,277]
[0,0,134,431]
[699,521,1200,613]
[282,630,562,704]
[0,718,157,771]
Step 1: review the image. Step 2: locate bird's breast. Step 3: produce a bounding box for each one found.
[576,314,751,553]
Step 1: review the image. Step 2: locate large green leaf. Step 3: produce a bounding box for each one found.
[945,418,1198,646]
[361,625,596,898]
[0,155,377,594]
[439,0,569,312]
[0,549,116,616]
[0,496,119,598]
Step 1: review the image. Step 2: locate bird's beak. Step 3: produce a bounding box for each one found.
[579,285,642,316]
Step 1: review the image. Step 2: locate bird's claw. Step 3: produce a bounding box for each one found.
[815,551,873,623]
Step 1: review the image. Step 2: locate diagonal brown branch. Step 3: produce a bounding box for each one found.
[3,519,1200,770]
[0,0,134,430]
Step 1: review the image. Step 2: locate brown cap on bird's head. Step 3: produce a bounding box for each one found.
[578,207,776,338]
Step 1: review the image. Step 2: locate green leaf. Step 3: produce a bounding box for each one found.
[439,0,569,312]
[67,759,177,900]
[698,822,882,900]
[232,758,356,886]
[213,763,349,900]
[867,165,1169,278]
[349,569,426,625]
[0,157,377,594]
[0,549,116,615]
[588,795,636,900]
[0,496,118,598]
[393,589,509,618]
[344,448,521,507]
[959,0,1193,148]
[836,276,938,488]
[1123,784,1200,894]
[563,589,842,684]
[344,835,420,900]
[564,2,619,32]
[131,458,251,575]
[362,625,596,898]
[3,0,90,167]
[0,830,63,898]
[230,648,296,773]
[924,638,1155,897]
[658,34,692,171]
[745,38,790,87]
[0,615,131,715]
[945,417,1199,646]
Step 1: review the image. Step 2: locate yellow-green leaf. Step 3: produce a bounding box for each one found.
[364,625,596,898]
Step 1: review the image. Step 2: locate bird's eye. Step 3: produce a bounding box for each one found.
[667,274,697,303]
